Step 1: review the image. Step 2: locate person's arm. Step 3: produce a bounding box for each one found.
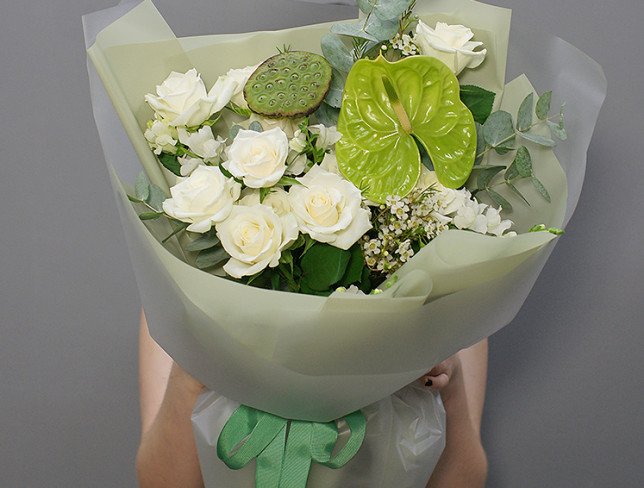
[425,339,489,488]
[136,310,205,488]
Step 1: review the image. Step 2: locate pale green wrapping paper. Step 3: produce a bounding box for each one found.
[84,0,606,427]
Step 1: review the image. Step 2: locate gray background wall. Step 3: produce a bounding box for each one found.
[1,0,642,486]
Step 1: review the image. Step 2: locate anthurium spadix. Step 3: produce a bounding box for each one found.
[336,55,477,203]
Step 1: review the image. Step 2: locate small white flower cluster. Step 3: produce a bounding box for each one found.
[362,172,514,276]
[391,33,418,57]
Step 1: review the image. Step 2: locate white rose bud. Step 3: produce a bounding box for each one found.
[216,204,299,278]
[145,68,235,127]
[162,165,241,233]
[238,188,292,217]
[226,128,289,188]
[415,21,487,75]
[144,120,178,155]
[224,64,259,109]
[178,126,226,163]
[288,165,372,250]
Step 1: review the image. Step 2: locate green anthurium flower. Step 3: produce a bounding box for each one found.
[336,55,476,203]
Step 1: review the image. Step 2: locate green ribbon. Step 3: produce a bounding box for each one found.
[217,405,367,487]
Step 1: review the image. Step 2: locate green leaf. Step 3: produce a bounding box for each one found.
[514,146,533,178]
[535,91,552,120]
[277,176,301,187]
[321,34,354,74]
[476,165,505,190]
[520,132,556,147]
[196,246,229,270]
[158,152,182,176]
[147,184,167,212]
[127,194,143,204]
[336,56,476,202]
[249,121,263,133]
[531,176,551,203]
[300,243,351,291]
[516,93,534,132]
[340,244,366,286]
[483,111,516,148]
[460,85,496,125]
[135,172,150,201]
[486,188,513,212]
[279,249,294,275]
[185,229,220,252]
[227,102,252,118]
[139,211,161,220]
[259,187,271,203]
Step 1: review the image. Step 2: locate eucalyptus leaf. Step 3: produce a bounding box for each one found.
[494,144,515,155]
[324,69,346,108]
[372,0,413,22]
[531,176,551,202]
[476,165,505,190]
[161,222,188,243]
[229,125,242,140]
[196,246,229,270]
[505,181,531,206]
[158,152,182,176]
[127,194,143,203]
[331,22,378,42]
[135,172,150,201]
[300,243,351,291]
[357,0,374,15]
[248,121,263,133]
[483,111,515,149]
[504,160,519,181]
[315,102,340,127]
[486,188,513,212]
[321,34,354,74]
[516,93,534,132]
[520,132,556,147]
[460,85,496,125]
[185,229,220,252]
[514,146,533,178]
[547,120,567,141]
[147,184,167,212]
[535,91,552,120]
[363,16,399,42]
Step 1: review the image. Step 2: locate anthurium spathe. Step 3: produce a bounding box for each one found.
[336,55,476,203]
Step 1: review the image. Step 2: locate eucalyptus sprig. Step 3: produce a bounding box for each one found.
[470,90,567,211]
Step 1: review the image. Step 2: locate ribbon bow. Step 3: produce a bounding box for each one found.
[217,405,367,487]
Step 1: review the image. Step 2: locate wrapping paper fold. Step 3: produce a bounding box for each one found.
[85,0,606,422]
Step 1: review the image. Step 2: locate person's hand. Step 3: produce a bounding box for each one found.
[419,354,461,392]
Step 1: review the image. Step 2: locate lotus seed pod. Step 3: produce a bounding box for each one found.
[244,51,333,118]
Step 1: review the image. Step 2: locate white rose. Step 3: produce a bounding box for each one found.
[226,128,289,188]
[177,156,204,177]
[216,204,298,278]
[415,21,487,75]
[178,126,226,163]
[162,165,241,233]
[144,120,178,155]
[145,68,235,127]
[288,165,372,249]
[308,124,342,150]
[224,64,259,109]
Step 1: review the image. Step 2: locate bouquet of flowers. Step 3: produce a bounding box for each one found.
[84,0,605,486]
